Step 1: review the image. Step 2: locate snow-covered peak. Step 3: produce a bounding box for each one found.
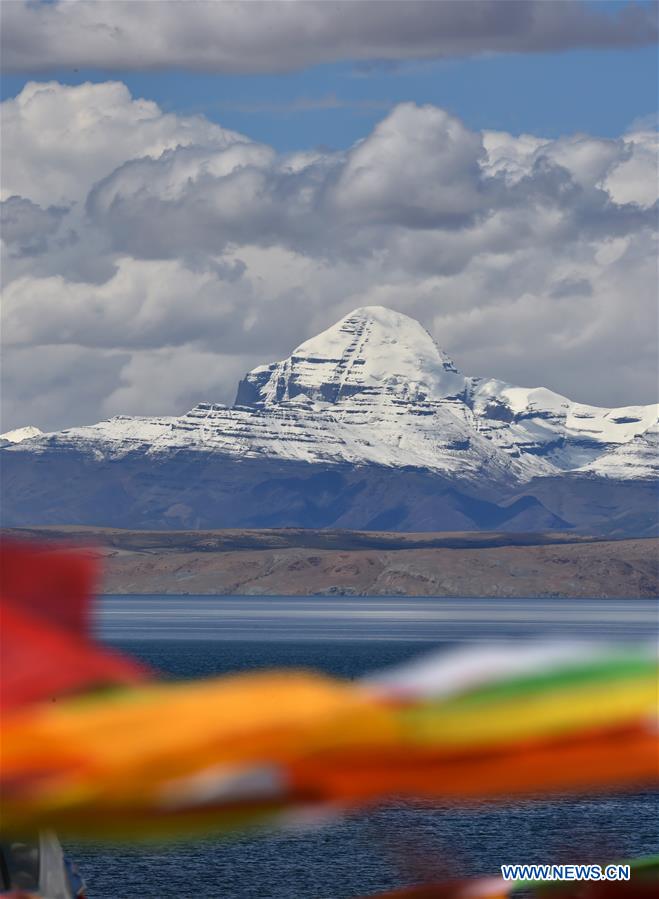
[0,425,43,444]
[235,305,466,407]
[295,305,458,378]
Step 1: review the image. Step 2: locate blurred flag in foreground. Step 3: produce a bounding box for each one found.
[0,539,147,712]
[1,539,657,841]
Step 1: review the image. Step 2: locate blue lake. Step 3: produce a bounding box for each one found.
[70,596,659,898]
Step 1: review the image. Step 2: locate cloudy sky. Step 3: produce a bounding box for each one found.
[1,0,657,432]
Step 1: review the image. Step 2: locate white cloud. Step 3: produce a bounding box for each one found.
[482,131,546,183]
[101,348,261,419]
[1,81,657,431]
[1,196,67,256]
[0,80,243,206]
[605,130,659,206]
[2,257,256,350]
[0,344,129,433]
[331,103,485,227]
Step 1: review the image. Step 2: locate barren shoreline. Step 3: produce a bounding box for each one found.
[6,527,658,598]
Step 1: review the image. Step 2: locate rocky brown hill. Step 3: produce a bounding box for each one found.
[6,527,657,598]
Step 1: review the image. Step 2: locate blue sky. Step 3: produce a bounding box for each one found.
[2,33,657,152]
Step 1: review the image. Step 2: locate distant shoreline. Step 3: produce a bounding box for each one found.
[5,527,658,599]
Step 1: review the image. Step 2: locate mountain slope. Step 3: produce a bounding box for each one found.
[577,421,659,480]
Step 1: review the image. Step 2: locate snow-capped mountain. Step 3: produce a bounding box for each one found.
[16,306,655,478]
[2,307,656,534]
[0,425,43,444]
[235,306,656,475]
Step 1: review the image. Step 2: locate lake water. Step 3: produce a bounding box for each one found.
[95,595,659,642]
[70,596,659,898]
